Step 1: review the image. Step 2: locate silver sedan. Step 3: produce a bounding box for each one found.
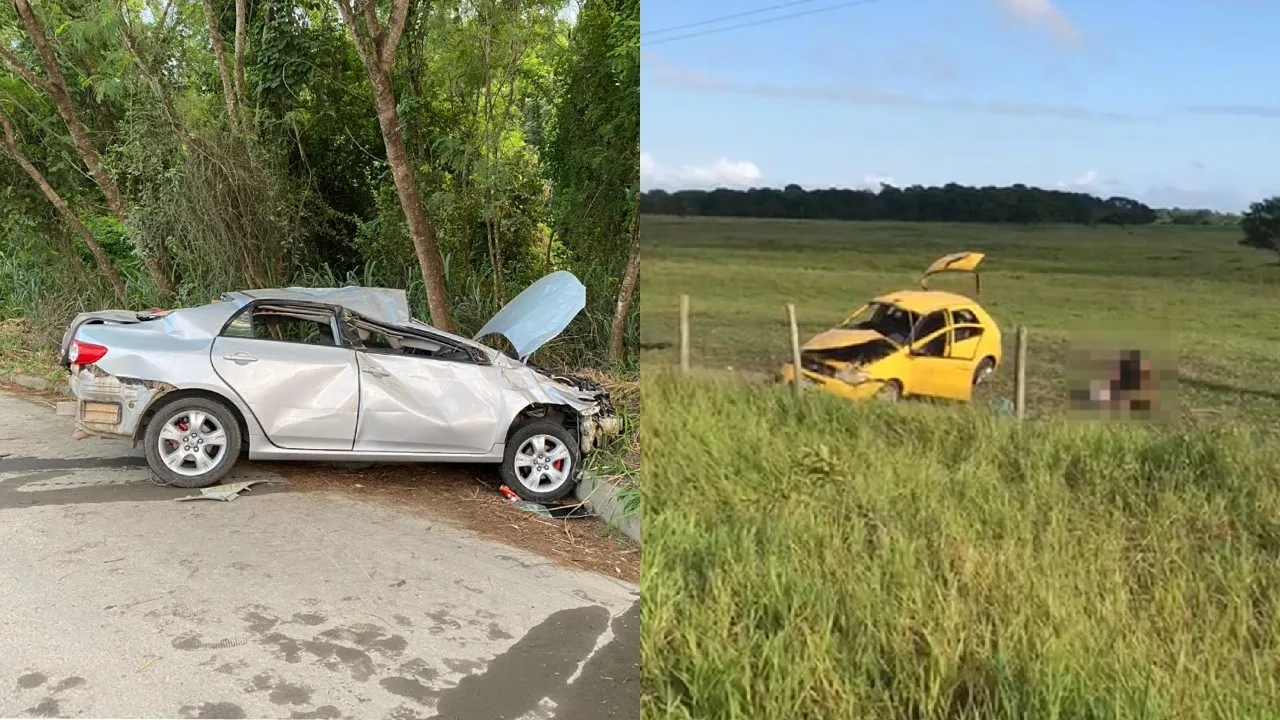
[59,271,619,503]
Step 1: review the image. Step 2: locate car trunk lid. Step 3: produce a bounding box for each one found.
[58,310,169,366]
[921,251,985,297]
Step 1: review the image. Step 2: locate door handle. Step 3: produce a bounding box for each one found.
[363,367,390,378]
[223,352,259,365]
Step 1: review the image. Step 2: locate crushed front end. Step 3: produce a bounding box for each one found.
[780,339,900,401]
[535,369,621,454]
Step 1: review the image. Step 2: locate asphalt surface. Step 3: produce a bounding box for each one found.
[0,390,639,720]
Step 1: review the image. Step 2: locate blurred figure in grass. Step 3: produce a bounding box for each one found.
[1069,339,1172,421]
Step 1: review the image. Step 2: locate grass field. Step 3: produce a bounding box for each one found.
[642,372,1280,719]
[640,215,1280,425]
[640,216,1280,718]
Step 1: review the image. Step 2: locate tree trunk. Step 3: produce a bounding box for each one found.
[608,210,640,365]
[334,0,453,332]
[10,0,176,295]
[368,70,455,332]
[233,0,248,112]
[201,0,241,131]
[0,114,127,301]
[11,0,126,222]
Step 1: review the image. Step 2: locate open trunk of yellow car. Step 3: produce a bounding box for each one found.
[920,251,984,297]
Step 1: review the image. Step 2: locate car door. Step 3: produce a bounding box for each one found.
[210,302,360,450]
[948,307,986,362]
[907,310,974,401]
[351,325,504,454]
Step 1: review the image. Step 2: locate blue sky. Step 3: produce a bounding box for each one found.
[640,0,1280,211]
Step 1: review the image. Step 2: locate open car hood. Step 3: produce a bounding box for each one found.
[803,328,896,351]
[474,271,586,360]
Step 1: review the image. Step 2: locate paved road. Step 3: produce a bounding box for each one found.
[0,391,639,720]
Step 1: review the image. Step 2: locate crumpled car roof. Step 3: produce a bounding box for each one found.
[225,271,587,360]
[223,287,413,326]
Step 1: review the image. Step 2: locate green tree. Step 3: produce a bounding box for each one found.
[1241,196,1280,251]
[543,0,639,364]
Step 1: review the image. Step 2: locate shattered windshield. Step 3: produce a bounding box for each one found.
[840,302,917,344]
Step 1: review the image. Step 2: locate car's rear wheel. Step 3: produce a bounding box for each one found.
[875,380,902,403]
[501,420,581,504]
[143,397,242,488]
[973,357,997,387]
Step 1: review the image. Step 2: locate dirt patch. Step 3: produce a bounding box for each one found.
[0,378,65,406]
[275,463,639,584]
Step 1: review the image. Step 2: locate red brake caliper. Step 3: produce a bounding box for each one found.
[170,417,189,450]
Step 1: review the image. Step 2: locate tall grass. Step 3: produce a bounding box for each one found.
[642,370,1280,719]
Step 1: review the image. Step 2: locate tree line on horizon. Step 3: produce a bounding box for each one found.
[640,183,1246,228]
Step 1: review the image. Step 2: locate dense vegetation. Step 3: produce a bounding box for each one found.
[641,215,1280,713]
[643,371,1280,720]
[0,0,639,369]
[640,183,1251,228]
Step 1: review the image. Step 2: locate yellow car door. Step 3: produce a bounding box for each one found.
[907,310,975,401]
[948,308,986,361]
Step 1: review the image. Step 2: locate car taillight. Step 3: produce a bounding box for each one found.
[69,340,108,365]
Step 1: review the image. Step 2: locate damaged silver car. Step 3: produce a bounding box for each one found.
[59,271,619,503]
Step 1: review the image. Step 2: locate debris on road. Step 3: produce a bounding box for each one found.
[499,484,595,519]
[175,480,265,502]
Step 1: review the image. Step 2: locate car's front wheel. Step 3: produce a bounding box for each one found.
[500,420,582,504]
[875,380,902,403]
[143,397,243,488]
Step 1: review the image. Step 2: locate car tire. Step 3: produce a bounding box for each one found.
[973,357,997,387]
[500,420,582,504]
[875,380,902,403]
[143,396,243,488]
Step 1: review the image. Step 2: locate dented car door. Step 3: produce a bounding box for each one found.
[211,303,360,450]
[352,349,504,454]
[907,311,973,401]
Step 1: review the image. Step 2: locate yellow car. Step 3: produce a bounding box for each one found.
[781,252,1002,403]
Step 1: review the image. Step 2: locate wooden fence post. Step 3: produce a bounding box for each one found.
[787,303,802,399]
[1014,325,1028,421]
[679,294,690,374]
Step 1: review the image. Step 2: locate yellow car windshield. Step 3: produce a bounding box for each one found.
[840,302,916,345]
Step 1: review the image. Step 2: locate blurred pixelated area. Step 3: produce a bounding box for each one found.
[1066,327,1177,422]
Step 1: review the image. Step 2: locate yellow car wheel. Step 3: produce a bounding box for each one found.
[875,380,902,403]
[972,357,997,387]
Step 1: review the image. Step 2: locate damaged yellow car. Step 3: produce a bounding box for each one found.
[781,252,1001,403]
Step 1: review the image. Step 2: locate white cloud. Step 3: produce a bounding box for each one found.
[993,0,1083,46]
[1055,170,1122,194]
[1056,169,1099,189]
[860,174,897,190]
[640,152,762,189]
